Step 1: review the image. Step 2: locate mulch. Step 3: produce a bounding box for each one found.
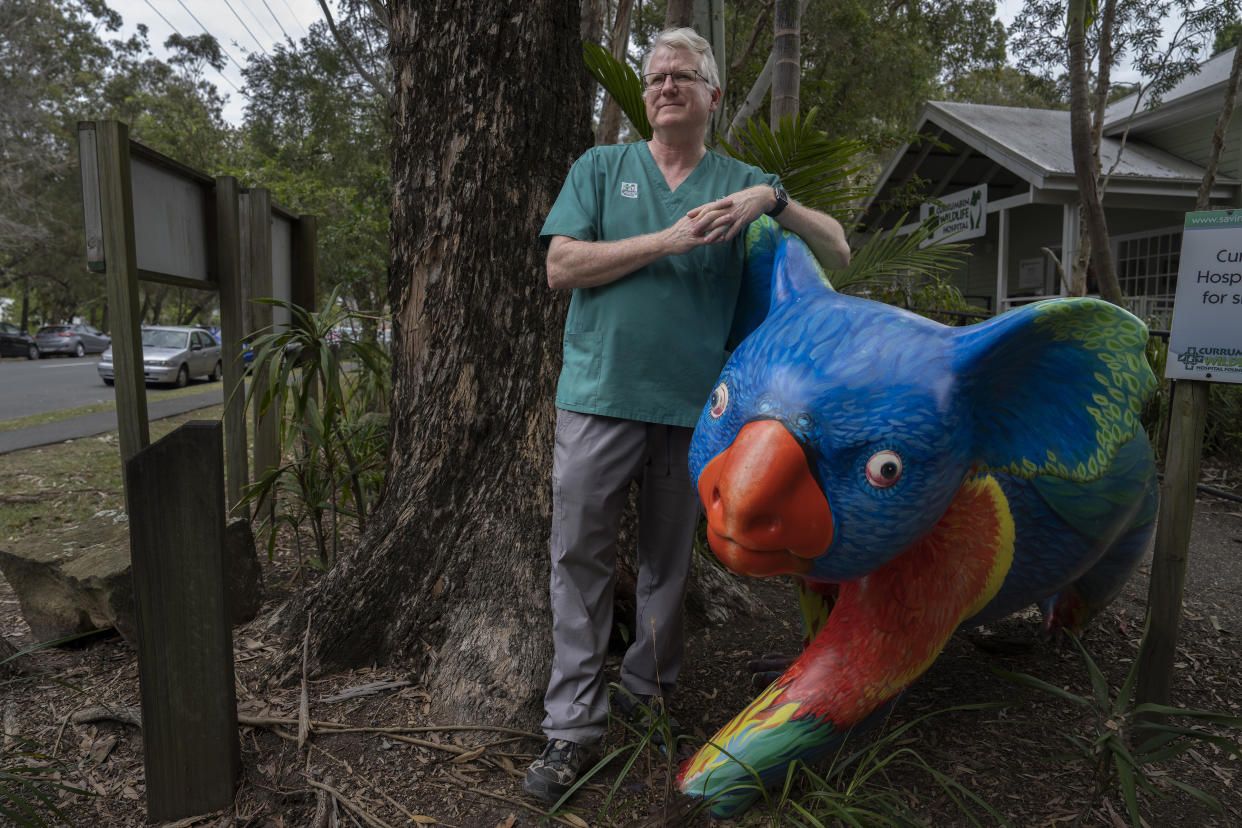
[2,482,1240,827]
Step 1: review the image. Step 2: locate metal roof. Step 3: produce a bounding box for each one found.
[862,99,1236,232]
[1104,46,1240,132]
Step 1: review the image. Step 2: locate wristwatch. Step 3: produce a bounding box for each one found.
[766,184,789,217]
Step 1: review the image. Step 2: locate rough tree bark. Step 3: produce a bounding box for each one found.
[273,0,592,728]
[1067,0,1124,306]
[596,0,636,145]
[770,0,800,124]
[665,0,695,28]
[1070,0,1116,296]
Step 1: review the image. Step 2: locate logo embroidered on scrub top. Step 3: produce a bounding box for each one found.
[620,182,639,199]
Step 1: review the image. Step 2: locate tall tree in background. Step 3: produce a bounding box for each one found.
[596,0,636,144]
[0,0,233,329]
[1067,0,1123,303]
[1012,0,1239,304]
[770,0,801,123]
[281,0,592,727]
[240,8,390,335]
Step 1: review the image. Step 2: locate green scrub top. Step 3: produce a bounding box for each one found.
[541,142,779,427]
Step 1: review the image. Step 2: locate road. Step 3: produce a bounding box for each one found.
[1,354,222,421]
[0,355,226,454]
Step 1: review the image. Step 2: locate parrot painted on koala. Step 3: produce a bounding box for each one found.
[676,220,1158,817]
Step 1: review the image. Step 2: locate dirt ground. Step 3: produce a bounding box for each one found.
[2,463,1240,827]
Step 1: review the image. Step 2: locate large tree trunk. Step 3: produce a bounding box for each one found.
[276,0,592,728]
[769,0,800,124]
[1067,0,1123,306]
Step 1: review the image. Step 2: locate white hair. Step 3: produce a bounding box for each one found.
[642,27,721,90]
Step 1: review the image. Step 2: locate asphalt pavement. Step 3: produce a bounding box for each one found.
[0,386,224,455]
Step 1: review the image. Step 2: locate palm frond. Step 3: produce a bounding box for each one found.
[832,216,969,293]
[717,110,871,220]
[582,42,651,140]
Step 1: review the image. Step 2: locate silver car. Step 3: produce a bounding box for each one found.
[98,326,223,387]
[35,323,110,357]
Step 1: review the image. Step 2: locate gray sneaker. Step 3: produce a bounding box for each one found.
[523,738,585,803]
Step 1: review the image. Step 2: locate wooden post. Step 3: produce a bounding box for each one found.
[91,121,149,475]
[214,176,249,519]
[246,189,280,515]
[293,214,319,402]
[126,422,239,821]
[1136,379,1209,707]
[292,214,318,317]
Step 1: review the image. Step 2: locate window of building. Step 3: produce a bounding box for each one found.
[1114,226,1182,325]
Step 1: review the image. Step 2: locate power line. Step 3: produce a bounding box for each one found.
[259,0,293,42]
[170,0,250,77]
[275,0,312,37]
[221,0,270,55]
[236,0,280,45]
[139,0,243,94]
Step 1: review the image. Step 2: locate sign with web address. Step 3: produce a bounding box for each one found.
[1166,209,1242,384]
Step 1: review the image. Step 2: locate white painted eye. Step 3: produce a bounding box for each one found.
[865,450,902,488]
[709,383,729,419]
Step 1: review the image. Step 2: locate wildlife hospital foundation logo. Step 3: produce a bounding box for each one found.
[1177,346,1242,374]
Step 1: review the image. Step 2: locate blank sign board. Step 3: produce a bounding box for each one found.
[130,156,211,282]
[272,213,293,330]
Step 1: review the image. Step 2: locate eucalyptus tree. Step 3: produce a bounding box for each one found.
[273,0,593,731]
[1,0,233,329]
[238,9,390,338]
[1010,0,1240,303]
[721,0,1008,143]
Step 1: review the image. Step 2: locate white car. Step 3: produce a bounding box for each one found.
[98,326,223,387]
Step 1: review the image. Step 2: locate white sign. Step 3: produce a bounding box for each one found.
[1165,210,1242,384]
[920,185,987,246]
[1018,257,1045,290]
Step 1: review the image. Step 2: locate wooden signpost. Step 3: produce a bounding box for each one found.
[77,120,318,819]
[126,422,239,820]
[77,120,317,514]
[1138,209,1242,706]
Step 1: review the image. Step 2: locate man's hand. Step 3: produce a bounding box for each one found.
[684,185,775,244]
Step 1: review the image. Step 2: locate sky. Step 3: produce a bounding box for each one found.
[106,0,330,124]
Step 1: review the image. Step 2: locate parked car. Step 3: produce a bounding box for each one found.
[0,321,38,360]
[97,326,223,387]
[35,323,110,358]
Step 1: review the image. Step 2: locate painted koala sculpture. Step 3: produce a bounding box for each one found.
[676,224,1158,817]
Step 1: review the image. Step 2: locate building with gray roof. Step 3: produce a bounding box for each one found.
[860,47,1241,322]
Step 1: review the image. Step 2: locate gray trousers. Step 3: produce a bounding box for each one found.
[541,409,700,744]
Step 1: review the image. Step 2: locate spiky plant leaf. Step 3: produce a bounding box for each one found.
[582,42,651,140]
[717,110,871,220]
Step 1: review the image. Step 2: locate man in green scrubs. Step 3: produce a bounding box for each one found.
[524,27,851,803]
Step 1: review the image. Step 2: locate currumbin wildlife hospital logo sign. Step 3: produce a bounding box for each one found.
[1166,209,1242,385]
[920,185,987,247]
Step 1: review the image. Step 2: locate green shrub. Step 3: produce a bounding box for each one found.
[242,287,391,568]
[995,631,1242,826]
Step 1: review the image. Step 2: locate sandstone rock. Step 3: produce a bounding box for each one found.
[0,512,136,643]
[0,511,263,647]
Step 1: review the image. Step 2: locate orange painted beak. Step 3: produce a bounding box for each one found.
[697,420,834,577]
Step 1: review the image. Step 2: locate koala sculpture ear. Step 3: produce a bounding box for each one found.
[731,220,833,347]
[952,298,1155,483]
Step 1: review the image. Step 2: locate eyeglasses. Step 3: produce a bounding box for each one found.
[641,69,709,94]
